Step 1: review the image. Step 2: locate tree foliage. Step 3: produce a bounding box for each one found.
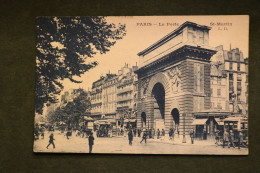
[46,89,91,128]
[36,17,126,114]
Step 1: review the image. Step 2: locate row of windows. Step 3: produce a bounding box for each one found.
[210,88,223,97]
[228,52,241,61]
[194,63,204,93]
[211,77,226,85]
[91,93,102,100]
[229,62,241,71]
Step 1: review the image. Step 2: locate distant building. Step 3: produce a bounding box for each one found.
[60,89,81,107]
[211,45,248,115]
[210,47,229,112]
[90,77,105,120]
[116,64,138,128]
[102,73,118,119]
[89,64,138,129]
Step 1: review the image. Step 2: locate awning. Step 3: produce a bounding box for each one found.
[215,118,224,125]
[124,119,136,123]
[191,119,208,125]
[84,116,94,121]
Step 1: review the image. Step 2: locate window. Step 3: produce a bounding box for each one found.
[217,78,221,85]
[237,94,241,101]
[235,53,240,61]
[228,52,232,60]
[211,102,215,109]
[210,88,213,96]
[194,63,204,93]
[217,102,222,109]
[217,89,221,96]
[237,63,240,71]
[229,62,233,70]
[229,73,233,80]
[229,81,234,92]
[237,81,242,91]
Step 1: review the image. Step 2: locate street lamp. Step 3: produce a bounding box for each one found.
[182,113,186,143]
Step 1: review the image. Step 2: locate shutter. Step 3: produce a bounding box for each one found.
[194,63,197,92]
[200,64,204,93]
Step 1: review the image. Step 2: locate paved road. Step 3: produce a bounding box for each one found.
[34,131,248,155]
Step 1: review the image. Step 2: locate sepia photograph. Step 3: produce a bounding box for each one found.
[33,15,249,155]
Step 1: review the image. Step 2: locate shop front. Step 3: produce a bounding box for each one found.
[192,111,229,140]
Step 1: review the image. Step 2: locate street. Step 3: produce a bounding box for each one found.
[33,131,248,155]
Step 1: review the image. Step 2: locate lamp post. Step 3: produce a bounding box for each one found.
[182,113,186,143]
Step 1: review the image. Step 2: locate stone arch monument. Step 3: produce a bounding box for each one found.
[135,21,216,135]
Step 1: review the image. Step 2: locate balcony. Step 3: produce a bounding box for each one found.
[117,96,132,102]
[237,76,242,81]
[117,87,133,94]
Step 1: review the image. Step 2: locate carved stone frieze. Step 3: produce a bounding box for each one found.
[167,66,182,93]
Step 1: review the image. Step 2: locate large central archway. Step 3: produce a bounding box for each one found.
[152,82,165,130]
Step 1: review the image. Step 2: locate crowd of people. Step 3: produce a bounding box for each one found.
[35,122,247,154]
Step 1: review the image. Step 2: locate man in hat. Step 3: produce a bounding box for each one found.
[88,132,95,153]
[46,133,55,149]
[140,130,147,143]
[128,130,133,145]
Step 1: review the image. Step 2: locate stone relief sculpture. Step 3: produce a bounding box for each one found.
[141,77,151,96]
[167,66,182,92]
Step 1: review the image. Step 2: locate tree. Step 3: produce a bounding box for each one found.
[46,89,91,129]
[36,17,126,114]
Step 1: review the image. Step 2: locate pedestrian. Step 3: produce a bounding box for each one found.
[137,129,141,137]
[172,128,175,141]
[66,130,70,140]
[34,128,39,140]
[215,130,220,145]
[46,133,55,149]
[140,130,147,143]
[149,129,152,139]
[177,126,180,138]
[169,128,173,140]
[128,130,133,145]
[223,130,229,148]
[121,128,124,136]
[228,130,235,148]
[88,132,95,153]
[190,128,195,144]
[41,128,45,139]
[157,129,160,139]
[162,129,165,136]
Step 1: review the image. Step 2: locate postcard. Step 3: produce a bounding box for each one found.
[34,15,249,154]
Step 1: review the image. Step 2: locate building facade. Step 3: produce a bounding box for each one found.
[90,77,105,120]
[211,45,248,115]
[102,74,118,119]
[116,64,138,127]
[89,65,138,127]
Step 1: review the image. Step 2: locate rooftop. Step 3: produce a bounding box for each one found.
[137,21,211,56]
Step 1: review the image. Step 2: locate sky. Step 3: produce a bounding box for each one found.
[60,15,249,93]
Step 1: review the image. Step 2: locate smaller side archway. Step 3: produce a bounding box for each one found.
[141,112,147,128]
[171,108,180,130]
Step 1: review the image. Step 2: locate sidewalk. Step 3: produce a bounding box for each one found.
[141,135,218,146]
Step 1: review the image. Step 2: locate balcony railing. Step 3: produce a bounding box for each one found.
[117,87,133,94]
[117,96,132,102]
